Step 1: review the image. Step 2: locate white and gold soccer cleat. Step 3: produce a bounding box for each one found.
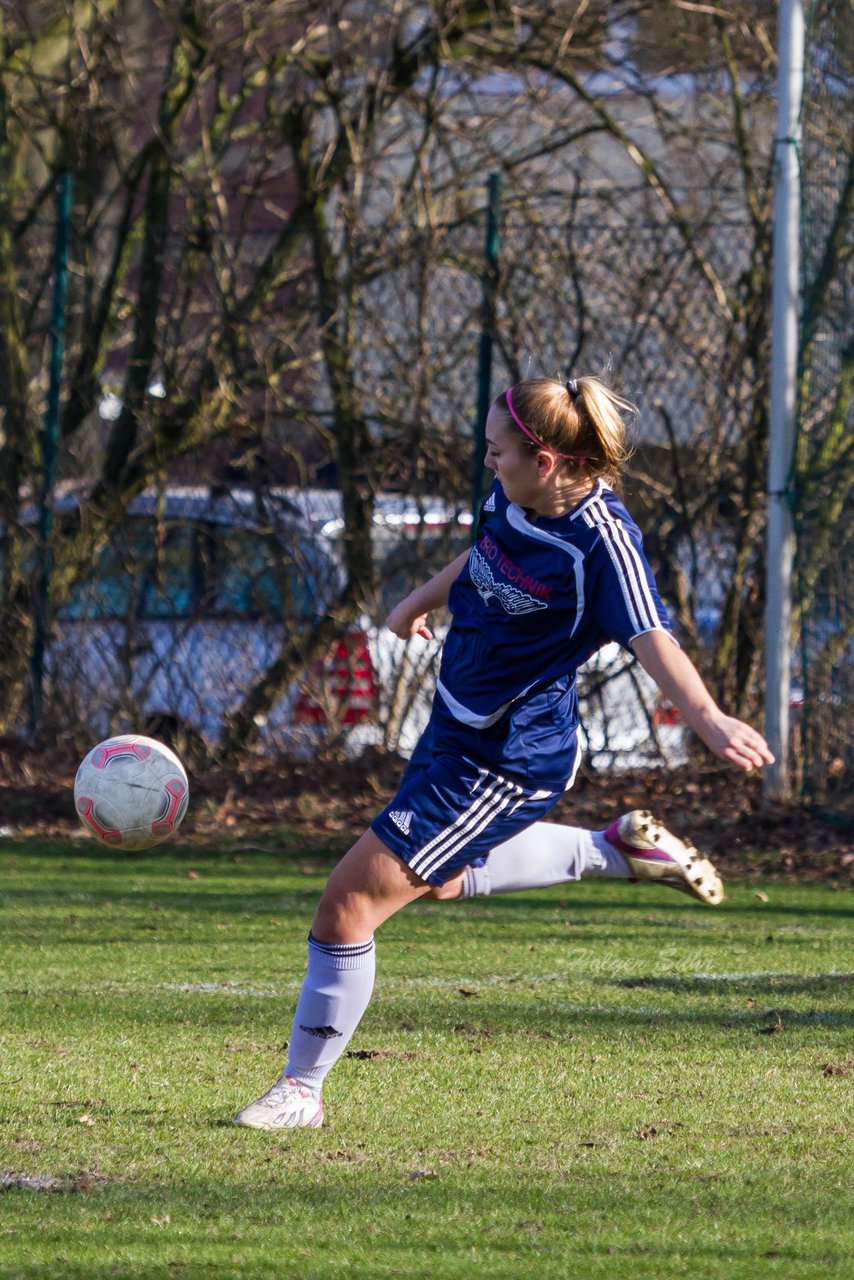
[604,809,724,906]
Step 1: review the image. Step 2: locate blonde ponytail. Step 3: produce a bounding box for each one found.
[572,377,635,479]
[495,376,635,486]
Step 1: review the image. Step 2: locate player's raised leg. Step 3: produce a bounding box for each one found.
[431,812,723,906]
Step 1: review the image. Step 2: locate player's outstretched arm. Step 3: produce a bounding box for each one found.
[386,548,471,641]
[631,630,775,772]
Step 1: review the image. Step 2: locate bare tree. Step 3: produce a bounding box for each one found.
[1,1,849,782]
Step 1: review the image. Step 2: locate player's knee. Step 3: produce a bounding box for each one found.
[426,873,465,902]
[312,892,371,942]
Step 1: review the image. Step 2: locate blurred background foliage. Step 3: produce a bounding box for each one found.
[0,1,850,810]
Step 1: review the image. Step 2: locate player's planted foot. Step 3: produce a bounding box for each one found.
[604,810,724,905]
[234,1075,324,1130]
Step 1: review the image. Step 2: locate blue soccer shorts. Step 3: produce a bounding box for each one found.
[371,751,562,887]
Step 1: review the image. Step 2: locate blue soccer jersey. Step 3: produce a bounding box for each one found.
[371,477,674,881]
[431,477,673,784]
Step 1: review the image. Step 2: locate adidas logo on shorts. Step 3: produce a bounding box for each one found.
[389,809,413,836]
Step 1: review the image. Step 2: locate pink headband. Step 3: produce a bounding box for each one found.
[504,387,587,465]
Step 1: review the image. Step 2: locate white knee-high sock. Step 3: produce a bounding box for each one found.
[285,933,376,1092]
[460,823,629,897]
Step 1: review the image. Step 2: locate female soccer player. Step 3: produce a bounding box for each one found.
[235,376,774,1130]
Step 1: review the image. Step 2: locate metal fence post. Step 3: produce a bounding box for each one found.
[764,0,804,802]
[29,170,73,734]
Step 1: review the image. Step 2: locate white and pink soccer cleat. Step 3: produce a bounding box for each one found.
[604,810,724,906]
[234,1075,324,1130]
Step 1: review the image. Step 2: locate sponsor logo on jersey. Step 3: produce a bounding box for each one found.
[470,543,549,614]
[389,809,413,836]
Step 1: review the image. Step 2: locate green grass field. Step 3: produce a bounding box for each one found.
[1,835,852,1279]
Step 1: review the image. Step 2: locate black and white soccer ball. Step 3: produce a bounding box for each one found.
[73,734,189,850]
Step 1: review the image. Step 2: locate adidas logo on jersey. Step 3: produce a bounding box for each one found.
[389,809,413,836]
[483,492,496,511]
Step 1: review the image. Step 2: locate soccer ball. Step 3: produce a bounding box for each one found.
[73,735,190,850]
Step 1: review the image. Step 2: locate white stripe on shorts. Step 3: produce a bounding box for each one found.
[408,772,517,881]
[410,771,543,883]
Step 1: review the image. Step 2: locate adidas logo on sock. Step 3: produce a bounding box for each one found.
[389,809,413,836]
[299,1024,342,1040]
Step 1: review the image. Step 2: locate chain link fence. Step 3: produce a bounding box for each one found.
[40,189,759,774]
[9,7,848,793]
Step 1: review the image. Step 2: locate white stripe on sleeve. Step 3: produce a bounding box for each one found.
[583,500,660,634]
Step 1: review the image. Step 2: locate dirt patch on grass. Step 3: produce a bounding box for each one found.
[1,1170,111,1194]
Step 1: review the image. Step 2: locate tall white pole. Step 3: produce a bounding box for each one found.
[764,0,805,802]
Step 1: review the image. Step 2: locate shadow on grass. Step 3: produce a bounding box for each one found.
[4,983,853,1033]
[443,892,854,920]
[0,1166,850,1280]
[2,1162,850,1221]
[609,973,854,997]
[2,881,853,923]
[0,839,342,866]
[5,842,853,918]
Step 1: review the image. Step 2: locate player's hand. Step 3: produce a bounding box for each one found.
[697,711,775,771]
[386,600,434,641]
